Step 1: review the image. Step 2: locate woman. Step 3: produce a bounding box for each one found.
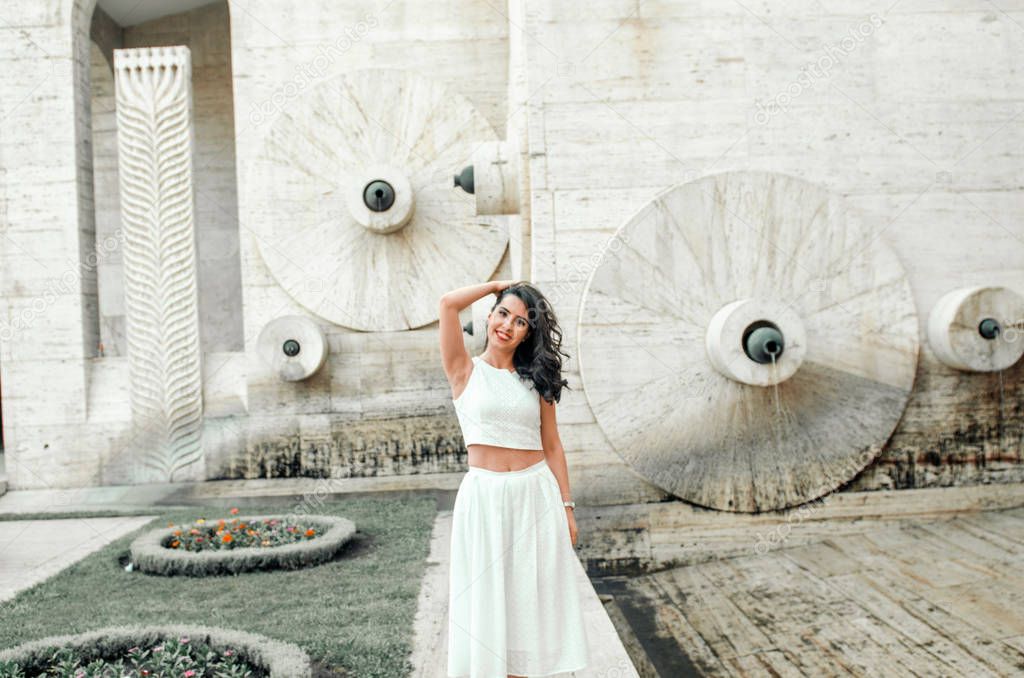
[439,279,589,678]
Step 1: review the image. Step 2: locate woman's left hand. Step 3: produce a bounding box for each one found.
[565,508,578,546]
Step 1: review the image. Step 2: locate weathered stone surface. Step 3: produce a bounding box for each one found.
[1,1,1022,499]
[578,171,919,512]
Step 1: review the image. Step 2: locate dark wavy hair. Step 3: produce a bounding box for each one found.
[483,282,570,403]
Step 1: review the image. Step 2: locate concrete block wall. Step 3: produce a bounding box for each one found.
[518,0,1024,501]
[0,0,512,489]
[1,0,1021,498]
[225,0,512,478]
[0,0,247,489]
[89,41,120,356]
[0,0,97,489]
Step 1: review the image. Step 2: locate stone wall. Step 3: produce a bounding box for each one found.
[1,0,1021,500]
[517,1,1024,503]
[0,0,97,488]
[226,0,511,478]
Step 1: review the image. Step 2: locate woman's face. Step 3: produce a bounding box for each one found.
[488,294,531,349]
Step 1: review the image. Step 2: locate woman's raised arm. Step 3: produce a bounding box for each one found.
[438,280,515,384]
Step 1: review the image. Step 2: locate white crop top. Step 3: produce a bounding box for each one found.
[452,355,543,450]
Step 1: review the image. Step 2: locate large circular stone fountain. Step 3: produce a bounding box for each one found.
[578,171,920,512]
[248,67,506,331]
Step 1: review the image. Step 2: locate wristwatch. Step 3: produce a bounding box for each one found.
[562,500,576,510]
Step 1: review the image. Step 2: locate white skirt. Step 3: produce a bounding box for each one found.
[447,458,589,677]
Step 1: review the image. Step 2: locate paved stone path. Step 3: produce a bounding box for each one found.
[600,507,1024,677]
[0,515,157,603]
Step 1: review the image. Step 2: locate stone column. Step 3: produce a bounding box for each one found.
[113,46,204,482]
[0,1,97,489]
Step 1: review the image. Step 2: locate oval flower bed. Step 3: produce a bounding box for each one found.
[0,624,311,677]
[130,509,357,576]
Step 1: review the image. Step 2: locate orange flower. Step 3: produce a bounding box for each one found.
[222,534,233,543]
[170,540,180,548]
[173,530,182,536]
[305,528,316,537]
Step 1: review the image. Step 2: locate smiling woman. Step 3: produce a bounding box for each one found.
[438,280,588,678]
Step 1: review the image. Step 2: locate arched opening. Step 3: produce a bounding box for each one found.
[85,0,244,358]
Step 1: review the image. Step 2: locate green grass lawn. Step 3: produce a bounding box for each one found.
[0,496,439,677]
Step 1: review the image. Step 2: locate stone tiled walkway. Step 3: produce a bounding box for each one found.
[0,515,158,602]
[601,507,1024,677]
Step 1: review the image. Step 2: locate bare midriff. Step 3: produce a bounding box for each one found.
[467,443,546,472]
